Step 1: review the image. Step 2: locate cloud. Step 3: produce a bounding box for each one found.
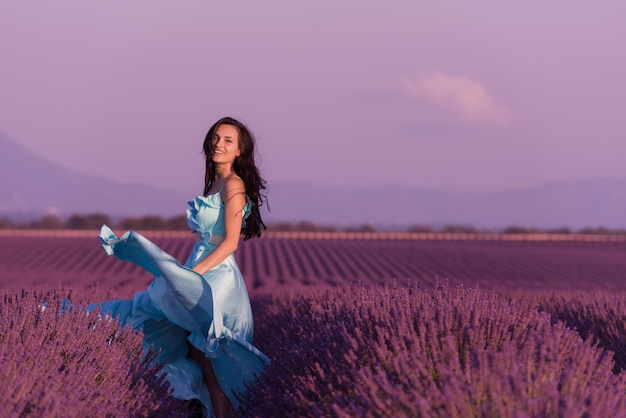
[44,206,61,216]
[393,72,512,125]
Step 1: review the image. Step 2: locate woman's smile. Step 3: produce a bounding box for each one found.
[211,124,240,162]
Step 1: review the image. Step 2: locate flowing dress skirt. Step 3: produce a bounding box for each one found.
[91,226,269,415]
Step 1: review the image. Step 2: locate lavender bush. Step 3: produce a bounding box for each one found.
[3,284,626,417]
[242,283,626,417]
[507,289,626,373]
[0,288,194,417]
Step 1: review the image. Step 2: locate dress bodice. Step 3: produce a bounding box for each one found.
[186,192,252,243]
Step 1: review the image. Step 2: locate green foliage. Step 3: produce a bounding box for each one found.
[66,213,112,230]
[2,213,626,235]
[579,226,626,235]
[0,217,12,229]
[407,224,434,233]
[502,225,540,234]
[35,215,65,229]
[441,224,478,234]
[267,221,338,232]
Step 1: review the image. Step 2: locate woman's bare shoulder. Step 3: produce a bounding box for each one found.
[224,175,245,192]
[221,175,246,205]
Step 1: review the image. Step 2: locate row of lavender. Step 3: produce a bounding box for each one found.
[245,284,626,417]
[2,284,626,416]
[2,234,626,294]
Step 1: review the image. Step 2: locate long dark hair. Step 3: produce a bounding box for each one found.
[202,116,267,240]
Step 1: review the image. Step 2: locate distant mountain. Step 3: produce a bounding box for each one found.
[266,179,626,229]
[0,132,190,219]
[2,132,625,229]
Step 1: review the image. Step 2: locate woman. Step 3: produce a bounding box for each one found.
[94,117,269,417]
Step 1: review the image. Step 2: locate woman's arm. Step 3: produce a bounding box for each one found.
[191,176,246,275]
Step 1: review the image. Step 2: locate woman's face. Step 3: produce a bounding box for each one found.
[212,124,241,165]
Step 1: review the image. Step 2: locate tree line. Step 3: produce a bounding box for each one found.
[0,214,624,234]
[0,214,188,231]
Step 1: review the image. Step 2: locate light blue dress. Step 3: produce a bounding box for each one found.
[92,191,269,416]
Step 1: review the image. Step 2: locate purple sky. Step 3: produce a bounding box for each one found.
[1,1,625,197]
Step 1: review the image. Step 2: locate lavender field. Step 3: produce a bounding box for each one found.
[2,230,626,417]
[1,230,626,295]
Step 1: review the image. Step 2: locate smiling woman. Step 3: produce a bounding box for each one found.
[88,116,269,417]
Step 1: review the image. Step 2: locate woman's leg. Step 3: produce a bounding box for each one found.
[187,342,235,418]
